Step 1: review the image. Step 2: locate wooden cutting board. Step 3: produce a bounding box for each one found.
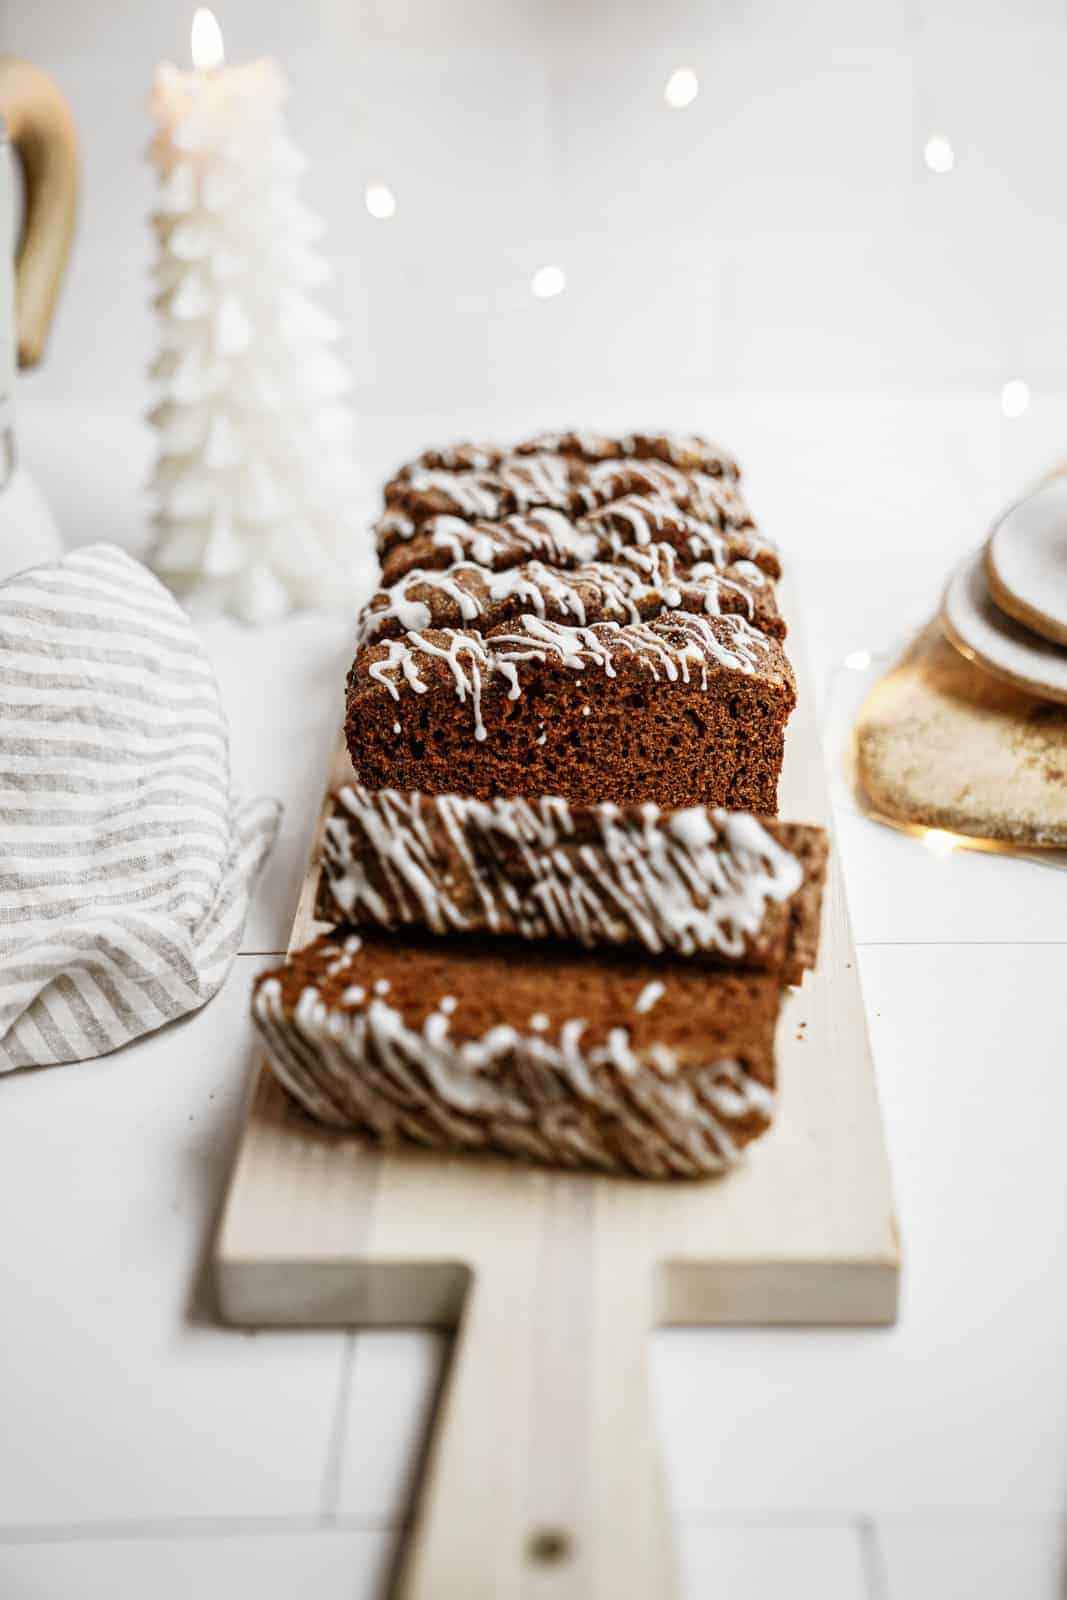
[215,594,899,1598]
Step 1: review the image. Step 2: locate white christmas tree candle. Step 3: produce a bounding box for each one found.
[147,8,359,624]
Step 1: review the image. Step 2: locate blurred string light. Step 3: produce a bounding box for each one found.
[531,265,566,299]
[923,133,955,174]
[1000,379,1030,418]
[664,67,699,109]
[364,182,397,220]
[844,650,872,671]
[922,829,959,857]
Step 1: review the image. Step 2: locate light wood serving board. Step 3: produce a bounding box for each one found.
[215,597,899,1599]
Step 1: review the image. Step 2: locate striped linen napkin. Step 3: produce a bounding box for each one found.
[1,543,281,1070]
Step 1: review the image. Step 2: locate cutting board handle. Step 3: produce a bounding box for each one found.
[397,1226,675,1599]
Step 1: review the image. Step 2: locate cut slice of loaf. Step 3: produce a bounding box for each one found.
[317,786,826,984]
[358,546,784,647]
[252,929,783,1179]
[346,610,796,813]
[376,497,777,584]
[398,428,741,480]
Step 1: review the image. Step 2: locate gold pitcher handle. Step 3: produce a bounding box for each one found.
[0,58,79,368]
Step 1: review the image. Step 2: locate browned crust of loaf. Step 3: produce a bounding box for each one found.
[779,825,829,982]
[382,454,582,521]
[379,457,767,554]
[315,788,827,981]
[345,627,796,814]
[377,512,593,579]
[576,492,780,581]
[398,429,741,482]
[377,505,777,585]
[252,929,781,1179]
[512,429,741,477]
[359,556,785,645]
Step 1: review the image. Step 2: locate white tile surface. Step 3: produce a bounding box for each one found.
[337,1333,447,1524]
[877,1520,1067,1600]
[653,943,1067,1521]
[678,1522,870,1600]
[0,956,346,1525]
[832,806,1067,947]
[0,1530,393,1600]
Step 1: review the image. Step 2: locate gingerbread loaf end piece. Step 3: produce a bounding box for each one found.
[252,928,783,1179]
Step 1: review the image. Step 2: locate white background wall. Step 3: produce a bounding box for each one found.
[7,0,1067,442]
[8,0,1067,684]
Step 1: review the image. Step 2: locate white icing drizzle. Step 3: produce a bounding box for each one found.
[415,441,501,473]
[429,428,741,481]
[387,454,577,530]
[579,493,734,568]
[577,458,692,508]
[496,453,575,511]
[635,980,666,1014]
[515,428,620,460]
[253,970,776,1179]
[372,508,599,578]
[375,508,416,547]
[356,544,745,646]
[358,610,775,738]
[399,466,504,519]
[322,786,806,963]
[620,430,737,473]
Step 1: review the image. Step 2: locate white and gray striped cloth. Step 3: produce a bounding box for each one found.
[0,543,280,1070]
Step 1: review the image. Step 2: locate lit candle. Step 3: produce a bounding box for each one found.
[147,10,357,624]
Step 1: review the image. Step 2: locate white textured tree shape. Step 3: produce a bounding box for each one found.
[148,59,358,624]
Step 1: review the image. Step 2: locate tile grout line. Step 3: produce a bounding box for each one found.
[4,1510,1060,1552]
[317,1331,359,1526]
[675,1509,882,1529]
[856,1516,891,1600]
[855,939,1067,948]
[0,1516,391,1547]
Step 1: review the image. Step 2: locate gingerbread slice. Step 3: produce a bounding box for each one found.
[251,928,783,1179]
[377,499,777,585]
[346,610,796,813]
[317,787,825,983]
[358,547,784,647]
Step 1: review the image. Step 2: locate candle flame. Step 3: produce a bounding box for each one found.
[191,7,224,71]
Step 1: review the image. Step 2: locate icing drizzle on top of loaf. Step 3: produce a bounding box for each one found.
[359,610,780,740]
[357,544,772,646]
[322,785,805,962]
[254,956,774,1176]
[403,428,741,481]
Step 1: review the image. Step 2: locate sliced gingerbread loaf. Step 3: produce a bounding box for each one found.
[513,428,741,477]
[358,547,784,647]
[317,787,826,983]
[378,500,777,586]
[252,928,782,1179]
[576,490,780,579]
[345,609,795,813]
[403,428,741,479]
[377,509,600,584]
[379,453,772,566]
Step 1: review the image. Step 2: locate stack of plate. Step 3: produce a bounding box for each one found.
[942,476,1067,704]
